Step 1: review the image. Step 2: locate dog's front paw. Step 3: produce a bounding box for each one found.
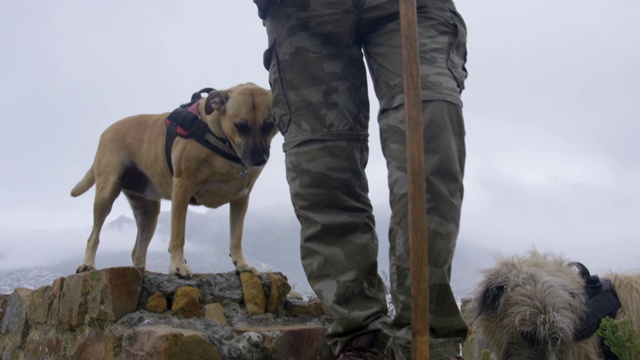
[170,263,193,279]
[235,263,260,276]
[76,264,96,273]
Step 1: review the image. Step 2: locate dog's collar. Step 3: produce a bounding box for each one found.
[571,262,621,360]
[164,89,247,176]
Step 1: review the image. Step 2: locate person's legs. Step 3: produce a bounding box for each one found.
[263,0,389,355]
[361,1,469,359]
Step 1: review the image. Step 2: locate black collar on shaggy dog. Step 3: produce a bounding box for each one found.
[571,261,621,360]
[164,88,243,176]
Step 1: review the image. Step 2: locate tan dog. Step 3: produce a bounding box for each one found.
[463,251,640,360]
[71,83,277,278]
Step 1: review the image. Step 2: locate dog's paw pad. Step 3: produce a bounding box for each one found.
[76,264,95,273]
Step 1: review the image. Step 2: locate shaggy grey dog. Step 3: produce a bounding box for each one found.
[464,251,640,360]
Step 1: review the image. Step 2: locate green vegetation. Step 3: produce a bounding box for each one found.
[596,317,640,360]
[480,349,492,360]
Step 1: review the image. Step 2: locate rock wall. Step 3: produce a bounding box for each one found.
[0,267,332,359]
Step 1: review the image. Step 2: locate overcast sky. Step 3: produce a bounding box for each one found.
[1,1,639,276]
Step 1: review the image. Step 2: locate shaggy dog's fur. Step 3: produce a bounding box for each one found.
[464,251,640,360]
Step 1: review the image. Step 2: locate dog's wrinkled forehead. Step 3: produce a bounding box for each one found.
[227,95,271,119]
[204,84,272,119]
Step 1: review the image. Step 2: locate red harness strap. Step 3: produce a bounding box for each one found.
[164,93,242,176]
[165,101,199,137]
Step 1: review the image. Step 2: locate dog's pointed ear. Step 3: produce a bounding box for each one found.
[204,91,230,115]
[476,281,506,317]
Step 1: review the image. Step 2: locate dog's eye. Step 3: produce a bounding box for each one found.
[521,329,539,346]
[261,120,275,135]
[234,122,251,135]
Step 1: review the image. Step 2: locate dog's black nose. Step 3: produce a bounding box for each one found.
[251,154,268,167]
[248,149,269,167]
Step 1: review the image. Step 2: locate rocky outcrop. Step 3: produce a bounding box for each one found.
[0,267,332,359]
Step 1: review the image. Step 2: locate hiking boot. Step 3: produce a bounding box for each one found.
[334,331,390,360]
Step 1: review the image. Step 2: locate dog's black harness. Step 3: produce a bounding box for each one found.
[164,88,243,175]
[571,262,621,360]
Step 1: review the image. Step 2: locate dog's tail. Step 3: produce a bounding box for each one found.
[70,167,95,197]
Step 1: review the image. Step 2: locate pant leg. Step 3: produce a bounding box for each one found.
[285,139,389,354]
[361,1,469,359]
[380,101,468,360]
[263,0,389,354]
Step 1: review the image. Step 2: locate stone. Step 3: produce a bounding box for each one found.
[27,285,55,324]
[284,298,327,318]
[239,272,266,315]
[24,334,63,360]
[204,303,228,326]
[286,290,304,301]
[48,277,64,325]
[171,286,201,319]
[122,325,221,360]
[266,273,291,314]
[58,267,142,330]
[96,267,144,321]
[0,270,334,359]
[146,291,168,314]
[1,288,33,344]
[58,271,90,330]
[0,294,9,325]
[71,329,117,360]
[235,325,331,360]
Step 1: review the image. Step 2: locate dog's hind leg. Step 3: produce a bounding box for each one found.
[229,195,259,275]
[125,192,161,268]
[77,179,122,273]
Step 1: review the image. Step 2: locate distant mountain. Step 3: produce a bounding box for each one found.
[106,214,136,231]
[0,204,496,298]
[0,268,65,295]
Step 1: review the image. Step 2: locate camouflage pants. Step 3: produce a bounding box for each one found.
[262,0,468,358]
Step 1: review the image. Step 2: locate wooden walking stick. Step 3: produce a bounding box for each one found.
[398,0,430,359]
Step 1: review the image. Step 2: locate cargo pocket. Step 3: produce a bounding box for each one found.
[263,39,292,135]
[447,9,468,93]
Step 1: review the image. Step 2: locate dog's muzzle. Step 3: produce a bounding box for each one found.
[245,149,270,167]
